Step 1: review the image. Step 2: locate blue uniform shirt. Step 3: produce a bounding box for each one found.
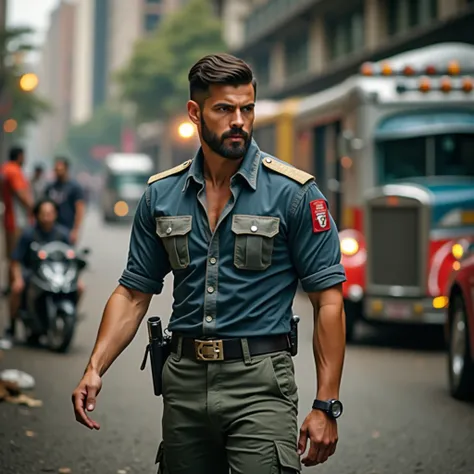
[45,179,84,230]
[119,140,346,337]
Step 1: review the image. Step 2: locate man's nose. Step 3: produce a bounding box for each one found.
[230,110,244,129]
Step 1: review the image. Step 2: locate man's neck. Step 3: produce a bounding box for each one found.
[201,144,243,187]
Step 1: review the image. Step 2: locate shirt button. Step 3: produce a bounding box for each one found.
[166,227,172,235]
[205,315,213,323]
[250,225,258,233]
[209,257,217,265]
[207,286,214,294]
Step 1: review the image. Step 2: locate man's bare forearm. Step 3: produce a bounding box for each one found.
[10,261,23,281]
[86,286,152,377]
[311,291,345,400]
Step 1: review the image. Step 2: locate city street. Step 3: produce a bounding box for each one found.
[1,208,473,474]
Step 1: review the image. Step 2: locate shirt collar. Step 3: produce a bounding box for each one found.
[182,138,261,193]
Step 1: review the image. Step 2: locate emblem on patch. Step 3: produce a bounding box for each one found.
[310,199,330,233]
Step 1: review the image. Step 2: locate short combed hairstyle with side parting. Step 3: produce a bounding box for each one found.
[188,53,257,104]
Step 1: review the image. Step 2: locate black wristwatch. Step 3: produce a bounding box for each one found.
[312,399,343,419]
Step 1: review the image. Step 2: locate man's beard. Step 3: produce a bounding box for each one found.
[201,117,252,160]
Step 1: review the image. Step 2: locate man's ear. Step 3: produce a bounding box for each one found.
[187,100,201,126]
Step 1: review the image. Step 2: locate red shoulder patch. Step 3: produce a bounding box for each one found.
[310,199,330,233]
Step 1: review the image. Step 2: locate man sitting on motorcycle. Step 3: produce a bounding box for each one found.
[8,198,85,343]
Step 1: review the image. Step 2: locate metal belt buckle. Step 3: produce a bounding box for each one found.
[195,339,224,361]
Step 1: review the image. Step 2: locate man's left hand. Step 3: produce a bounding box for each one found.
[70,229,78,245]
[298,409,338,466]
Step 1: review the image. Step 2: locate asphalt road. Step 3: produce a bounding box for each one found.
[1,208,473,474]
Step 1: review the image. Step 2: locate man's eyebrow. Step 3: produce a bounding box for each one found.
[212,102,255,108]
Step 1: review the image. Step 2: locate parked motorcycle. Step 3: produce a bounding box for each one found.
[20,240,90,353]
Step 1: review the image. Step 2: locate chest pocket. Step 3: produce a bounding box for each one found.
[156,216,192,270]
[232,215,280,271]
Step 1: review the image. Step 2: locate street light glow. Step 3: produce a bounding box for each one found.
[178,122,195,139]
[3,119,18,133]
[19,73,39,92]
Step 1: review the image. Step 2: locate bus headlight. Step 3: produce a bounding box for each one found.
[340,237,359,256]
[114,201,129,217]
[451,243,464,260]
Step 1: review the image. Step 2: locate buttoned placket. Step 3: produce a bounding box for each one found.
[197,177,242,336]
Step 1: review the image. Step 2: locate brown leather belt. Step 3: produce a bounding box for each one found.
[171,334,290,362]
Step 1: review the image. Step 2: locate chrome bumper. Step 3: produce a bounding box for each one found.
[364,296,446,325]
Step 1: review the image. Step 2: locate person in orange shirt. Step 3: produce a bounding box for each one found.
[0,146,33,345]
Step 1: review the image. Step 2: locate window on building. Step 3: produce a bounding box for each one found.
[144,13,161,32]
[251,52,270,87]
[284,31,309,78]
[327,6,365,60]
[388,0,437,36]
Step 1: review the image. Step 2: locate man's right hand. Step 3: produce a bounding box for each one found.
[72,370,102,430]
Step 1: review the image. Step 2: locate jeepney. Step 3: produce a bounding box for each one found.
[292,42,474,340]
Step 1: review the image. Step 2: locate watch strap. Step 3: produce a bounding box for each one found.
[312,399,331,412]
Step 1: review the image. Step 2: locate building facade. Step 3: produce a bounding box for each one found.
[71,0,109,125]
[35,0,76,159]
[215,0,474,100]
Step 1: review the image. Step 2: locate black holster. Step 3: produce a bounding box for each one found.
[140,316,171,397]
[289,314,300,357]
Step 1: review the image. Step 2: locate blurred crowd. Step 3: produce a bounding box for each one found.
[0,146,87,349]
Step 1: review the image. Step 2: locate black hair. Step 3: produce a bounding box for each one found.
[9,146,24,161]
[33,198,59,218]
[34,164,44,172]
[188,53,257,104]
[54,156,70,169]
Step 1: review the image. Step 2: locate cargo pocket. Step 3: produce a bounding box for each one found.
[155,441,167,474]
[271,441,301,474]
[232,215,280,271]
[156,216,192,270]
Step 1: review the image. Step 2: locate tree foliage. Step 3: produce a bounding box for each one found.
[0,27,51,137]
[62,104,125,171]
[117,0,227,122]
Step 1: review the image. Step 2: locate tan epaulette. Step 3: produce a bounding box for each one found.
[147,160,192,185]
[262,156,314,185]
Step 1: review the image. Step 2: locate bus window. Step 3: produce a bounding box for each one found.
[378,137,426,183]
[378,133,474,183]
[435,134,474,176]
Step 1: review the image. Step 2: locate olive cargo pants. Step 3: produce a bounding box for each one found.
[156,344,301,474]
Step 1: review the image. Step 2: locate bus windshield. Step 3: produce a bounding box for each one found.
[378,133,474,183]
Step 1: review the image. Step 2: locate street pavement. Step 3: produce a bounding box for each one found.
[1,208,473,474]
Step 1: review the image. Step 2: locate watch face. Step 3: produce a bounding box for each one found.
[330,400,343,418]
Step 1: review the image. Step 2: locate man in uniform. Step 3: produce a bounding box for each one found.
[72,54,346,473]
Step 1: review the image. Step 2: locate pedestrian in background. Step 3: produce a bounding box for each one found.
[0,146,33,348]
[30,164,47,202]
[44,157,85,245]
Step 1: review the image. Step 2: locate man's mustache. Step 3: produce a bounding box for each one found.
[222,128,249,140]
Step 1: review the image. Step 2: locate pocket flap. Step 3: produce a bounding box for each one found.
[231,215,280,238]
[156,216,192,237]
[274,441,301,472]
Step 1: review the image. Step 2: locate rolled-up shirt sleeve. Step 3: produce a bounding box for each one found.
[288,181,346,293]
[118,189,171,294]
